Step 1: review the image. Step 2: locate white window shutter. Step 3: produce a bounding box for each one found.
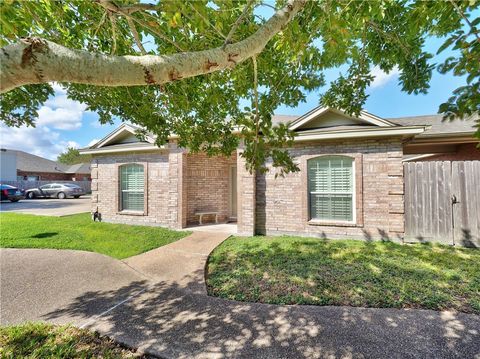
[120,164,144,211]
[308,156,354,221]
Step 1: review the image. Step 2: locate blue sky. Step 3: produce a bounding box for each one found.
[0,5,470,160]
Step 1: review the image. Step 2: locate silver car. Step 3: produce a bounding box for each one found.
[25,183,86,199]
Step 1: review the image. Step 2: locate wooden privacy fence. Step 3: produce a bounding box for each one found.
[404,160,480,247]
[1,180,91,193]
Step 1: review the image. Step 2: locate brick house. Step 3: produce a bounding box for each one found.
[80,107,479,240]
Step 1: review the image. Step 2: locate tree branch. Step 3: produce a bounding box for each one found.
[189,3,227,40]
[126,17,147,54]
[97,0,184,52]
[252,55,260,157]
[1,0,306,93]
[121,3,158,15]
[109,12,117,54]
[223,0,256,48]
[129,13,185,52]
[449,0,480,42]
[96,0,157,15]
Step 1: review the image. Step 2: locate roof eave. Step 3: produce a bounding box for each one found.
[79,144,166,155]
[293,126,427,142]
[288,106,397,131]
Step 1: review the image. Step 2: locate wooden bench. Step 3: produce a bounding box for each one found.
[195,211,219,225]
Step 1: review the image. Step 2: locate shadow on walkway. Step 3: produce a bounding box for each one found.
[44,269,480,359]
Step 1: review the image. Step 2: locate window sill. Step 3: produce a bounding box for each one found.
[308,219,359,228]
[118,210,146,216]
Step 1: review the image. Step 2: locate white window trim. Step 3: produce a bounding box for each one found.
[308,156,356,225]
[118,163,146,214]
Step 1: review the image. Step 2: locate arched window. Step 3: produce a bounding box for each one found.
[119,164,144,212]
[308,156,354,222]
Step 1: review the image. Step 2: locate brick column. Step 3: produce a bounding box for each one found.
[90,159,98,213]
[387,141,405,237]
[237,148,256,236]
[168,142,187,229]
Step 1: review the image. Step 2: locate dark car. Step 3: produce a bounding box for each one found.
[25,183,86,199]
[0,184,24,202]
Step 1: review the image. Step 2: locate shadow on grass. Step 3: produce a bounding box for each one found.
[206,236,480,314]
[31,232,59,239]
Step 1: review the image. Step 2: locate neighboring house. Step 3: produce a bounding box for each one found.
[0,149,91,182]
[80,107,479,245]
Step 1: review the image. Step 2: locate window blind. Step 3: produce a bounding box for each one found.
[120,164,144,211]
[308,156,354,221]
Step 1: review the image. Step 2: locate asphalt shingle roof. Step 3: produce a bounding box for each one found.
[1,149,90,174]
[387,114,479,137]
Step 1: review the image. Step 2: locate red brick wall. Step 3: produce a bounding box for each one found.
[417,143,480,162]
[91,150,177,227]
[185,152,236,224]
[71,173,91,181]
[17,171,72,181]
[253,138,405,241]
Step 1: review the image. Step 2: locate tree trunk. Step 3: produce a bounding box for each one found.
[0,0,306,93]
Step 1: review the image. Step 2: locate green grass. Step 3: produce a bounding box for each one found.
[206,236,480,314]
[0,213,190,259]
[0,322,148,358]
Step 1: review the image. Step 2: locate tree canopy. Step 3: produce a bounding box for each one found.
[57,146,91,165]
[1,0,479,173]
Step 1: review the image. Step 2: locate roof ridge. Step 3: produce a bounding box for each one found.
[387,114,444,119]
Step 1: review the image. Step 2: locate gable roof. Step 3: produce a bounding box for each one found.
[79,108,475,155]
[387,113,478,138]
[14,150,64,173]
[271,114,300,127]
[288,107,397,131]
[82,123,163,154]
[0,149,90,174]
[92,123,156,149]
[64,162,91,174]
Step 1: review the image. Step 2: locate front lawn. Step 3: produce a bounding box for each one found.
[0,213,189,259]
[0,322,149,358]
[206,236,480,314]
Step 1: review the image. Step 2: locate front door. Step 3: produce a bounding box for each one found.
[230,166,237,220]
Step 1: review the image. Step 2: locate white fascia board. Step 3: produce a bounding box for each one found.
[93,124,155,149]
[79,144,166,155]
[359,110,396,127]
[288,106,395,131]
[293,126,427,142]
[288,106,330,130]
[93,123,128,148]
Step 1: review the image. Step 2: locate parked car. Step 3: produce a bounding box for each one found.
[25,183,86,199]
[0,184,24,202]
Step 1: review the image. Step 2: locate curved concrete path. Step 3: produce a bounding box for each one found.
[1,233,479,358]
[0,248,146,325]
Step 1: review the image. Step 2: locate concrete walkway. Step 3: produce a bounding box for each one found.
[0,248,145,324]
[1,233,479,358]
[123,231,229,294]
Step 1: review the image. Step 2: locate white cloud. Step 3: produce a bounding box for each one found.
[369,66,400,89]
[50,82,67,94]
[88,138,100,147]
[37,104,84,130]
[66,141,81,149]
[1,84,91,159]
[0,123,77,160]
[36,92,89,130]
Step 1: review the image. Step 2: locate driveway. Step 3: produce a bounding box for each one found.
[1,234,479,358]
[0,197,91,216]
